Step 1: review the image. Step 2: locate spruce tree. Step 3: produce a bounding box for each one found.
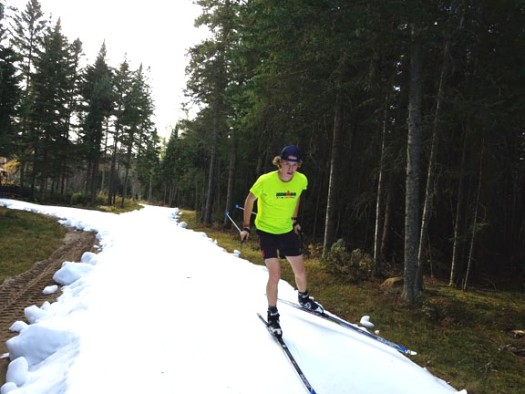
[79,43,114,204]
[0,2,20,159]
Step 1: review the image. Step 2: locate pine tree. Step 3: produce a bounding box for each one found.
[0,2,20,158]
[9,0,46,91]
[187,0,236,225]
[107,58,132,206]
[29,19,79,200]
[9,0,47,189]
[79,43,114,204]
[119,64,155,207]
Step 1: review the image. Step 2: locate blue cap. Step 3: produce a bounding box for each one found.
[280,145,301,162]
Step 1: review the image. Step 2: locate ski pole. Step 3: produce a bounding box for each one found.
[226,210,250,245]
[234,204,256,215]
[225,210,242,233]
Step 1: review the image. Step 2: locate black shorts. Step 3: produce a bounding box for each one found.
[256,229,302,259]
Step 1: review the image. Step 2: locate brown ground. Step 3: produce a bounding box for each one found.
[0,228,96,385]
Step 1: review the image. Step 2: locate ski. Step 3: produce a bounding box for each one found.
[257,313,317,394]
[278,299,417,356]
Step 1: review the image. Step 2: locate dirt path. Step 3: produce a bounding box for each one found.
[0,228,96,385]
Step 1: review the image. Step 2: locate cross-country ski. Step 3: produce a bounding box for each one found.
[257,313,317,394]
[278,298,417,356]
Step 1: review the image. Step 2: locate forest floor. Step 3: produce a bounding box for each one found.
[0,228,96,386]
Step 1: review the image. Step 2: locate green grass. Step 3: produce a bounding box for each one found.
[0,207,66,283]
[0,198,142,283]
[181,210,525,394]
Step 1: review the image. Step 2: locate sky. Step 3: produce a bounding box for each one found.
[0,199,468,394]
[7,0,209,138]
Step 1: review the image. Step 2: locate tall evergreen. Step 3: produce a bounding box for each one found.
[79,43,113,204]
[159,127,180,206]
[186,0,236,225]
[9,0,46,91]
[119,64,155,207]
[29,19,79,200]
[107,58,132,206]
[0,1,20,158]
[9,0,47,189]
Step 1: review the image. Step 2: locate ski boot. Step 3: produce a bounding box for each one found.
[298,291,324,313]
[267,307,283,338]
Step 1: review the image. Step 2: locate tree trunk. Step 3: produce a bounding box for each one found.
[418,38,450,283]
[120,144,133,208]
[203,116,218,226]
[373,98,388,276]
[322,53,347,257]
[100,119,109,193]
[449,131,467,286]
[322,88,343,257]
[463,140,485,291]
[381,187,392,264]
[90,148,101,205]
[223,128,236,228]
[402,24,423,304]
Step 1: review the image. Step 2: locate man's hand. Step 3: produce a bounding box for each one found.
[240,227,250,242]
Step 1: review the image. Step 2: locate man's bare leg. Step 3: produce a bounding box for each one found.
[265,257,281,306]
[286,254,307,293]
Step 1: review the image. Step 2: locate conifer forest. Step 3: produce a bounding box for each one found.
[1,0,524,300]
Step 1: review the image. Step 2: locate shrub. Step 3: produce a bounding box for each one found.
[70,192,90,206]
[323,238,372,282]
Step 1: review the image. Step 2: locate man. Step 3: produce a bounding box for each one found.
[240,145,323,337]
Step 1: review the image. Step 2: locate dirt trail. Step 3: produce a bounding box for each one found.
[0,229,96,385]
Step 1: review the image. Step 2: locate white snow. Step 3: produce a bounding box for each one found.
[42,285,58,295]
[359,315,375,329]
[0,199,468,394]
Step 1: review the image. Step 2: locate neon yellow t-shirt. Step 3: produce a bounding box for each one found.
[250,170,307,234]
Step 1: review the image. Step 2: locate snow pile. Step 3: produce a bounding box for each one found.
[0,199,467,394]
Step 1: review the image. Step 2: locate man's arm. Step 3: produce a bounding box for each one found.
[292,196,302,234]
[243,192,257,228]
[240,192,257,241]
